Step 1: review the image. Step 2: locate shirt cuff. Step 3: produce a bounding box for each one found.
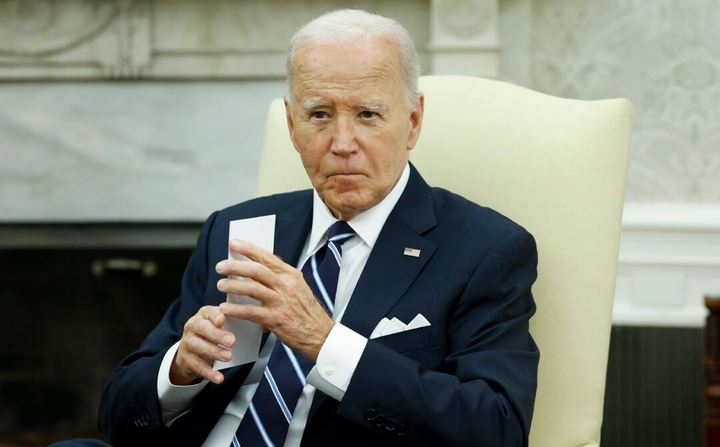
[157,341,209,425]
[307,323,367,401]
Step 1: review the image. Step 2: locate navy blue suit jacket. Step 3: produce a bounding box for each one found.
[98,165,539,446]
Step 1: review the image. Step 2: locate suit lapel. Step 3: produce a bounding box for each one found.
[340,165,437,336]
[340,220,436,337]
[273,192,313,266]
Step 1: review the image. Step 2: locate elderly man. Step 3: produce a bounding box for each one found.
[97,9,539,447]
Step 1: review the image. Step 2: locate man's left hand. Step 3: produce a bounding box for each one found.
[215,239,334,362]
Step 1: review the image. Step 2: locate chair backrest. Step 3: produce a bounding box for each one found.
[256,75,633,447]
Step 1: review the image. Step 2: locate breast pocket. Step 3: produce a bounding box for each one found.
[373,325,440,354]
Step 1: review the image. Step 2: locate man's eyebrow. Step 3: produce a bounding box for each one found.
[357,102,388,115]
[300,99,387,113]
[358,103,386,113]
[301,99,326,111]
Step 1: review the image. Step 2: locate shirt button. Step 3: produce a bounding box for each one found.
[323,366,335,376]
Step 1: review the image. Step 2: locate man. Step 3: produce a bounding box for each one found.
[98,9,539,447]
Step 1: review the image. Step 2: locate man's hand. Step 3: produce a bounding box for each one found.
[170,306,235,385]
[216,239,334,362]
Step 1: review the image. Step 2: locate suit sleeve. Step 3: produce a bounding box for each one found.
[335,228,539,447]
[97,211,219,446]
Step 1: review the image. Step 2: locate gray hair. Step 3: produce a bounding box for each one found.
[286,9,421,109]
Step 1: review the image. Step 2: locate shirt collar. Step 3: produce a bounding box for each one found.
[307,163,410,253]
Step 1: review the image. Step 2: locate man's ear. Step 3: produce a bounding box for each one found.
[284,97,298,152]
[407,93,425,150]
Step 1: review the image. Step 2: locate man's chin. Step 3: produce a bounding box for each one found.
[322,194,373,220]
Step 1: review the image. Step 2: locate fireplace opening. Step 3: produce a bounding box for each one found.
[0,225,196,446]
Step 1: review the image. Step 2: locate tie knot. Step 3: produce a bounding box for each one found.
[327,220,355,243]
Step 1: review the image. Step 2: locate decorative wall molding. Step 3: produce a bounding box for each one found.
[529,0,720,203]
[614,202,720,327]
[429,0,500,77]
[435,0,494,39]
[0,0,152,79]
[0,0,505,80]
[0,1,117,55]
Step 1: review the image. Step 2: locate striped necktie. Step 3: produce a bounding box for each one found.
[232,221,355,447]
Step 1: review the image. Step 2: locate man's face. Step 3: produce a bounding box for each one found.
[285,38,424,221]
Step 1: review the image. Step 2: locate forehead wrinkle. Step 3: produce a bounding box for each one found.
[292,44,401,87]
[290,42,405,112]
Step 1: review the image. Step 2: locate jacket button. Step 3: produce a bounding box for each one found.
[364,408,379,422]
[374,415,386,428]
[385,418,397,431]
[396,423,407,436]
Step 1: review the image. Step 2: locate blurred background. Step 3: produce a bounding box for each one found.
[0,1,718,446]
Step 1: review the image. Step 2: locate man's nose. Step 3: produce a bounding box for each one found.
[330,117,358,154]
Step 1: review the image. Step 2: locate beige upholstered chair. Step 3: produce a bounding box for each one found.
[255,75,633,447]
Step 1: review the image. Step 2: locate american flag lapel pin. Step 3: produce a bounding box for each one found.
[403,247,421,258]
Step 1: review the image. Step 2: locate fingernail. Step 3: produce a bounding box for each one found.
[217,279,226,291]
[230,239,242,250]
[216,261,227,273]
[222,335,234,345]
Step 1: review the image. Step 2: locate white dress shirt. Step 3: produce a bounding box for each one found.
[157,164,410,446]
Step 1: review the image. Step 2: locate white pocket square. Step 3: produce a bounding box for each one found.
[369,314,431,339]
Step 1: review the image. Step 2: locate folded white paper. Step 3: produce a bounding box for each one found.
[214,214,275,370]
[369,313,431,339]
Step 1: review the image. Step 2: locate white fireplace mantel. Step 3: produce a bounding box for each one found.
[614,202,720,328]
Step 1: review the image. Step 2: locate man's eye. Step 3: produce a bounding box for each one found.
[311,111,328,119]
[360,111,377,119]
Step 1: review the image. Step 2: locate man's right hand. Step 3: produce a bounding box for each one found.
[170,305,235,385]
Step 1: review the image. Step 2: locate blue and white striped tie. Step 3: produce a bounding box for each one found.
[232,221,355,447]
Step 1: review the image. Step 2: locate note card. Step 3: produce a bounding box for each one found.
[214,214,276,370]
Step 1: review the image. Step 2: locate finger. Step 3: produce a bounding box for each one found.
[198,305,227,328]
[174,323,233,385]
[219,301,271,326]
[216,258,278,290]
[230,239,289,272]
[217,277,276,305]
[185,313,235,348]
[174,347,225,385]
[191,358,225,385]
[182,331,233,363]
